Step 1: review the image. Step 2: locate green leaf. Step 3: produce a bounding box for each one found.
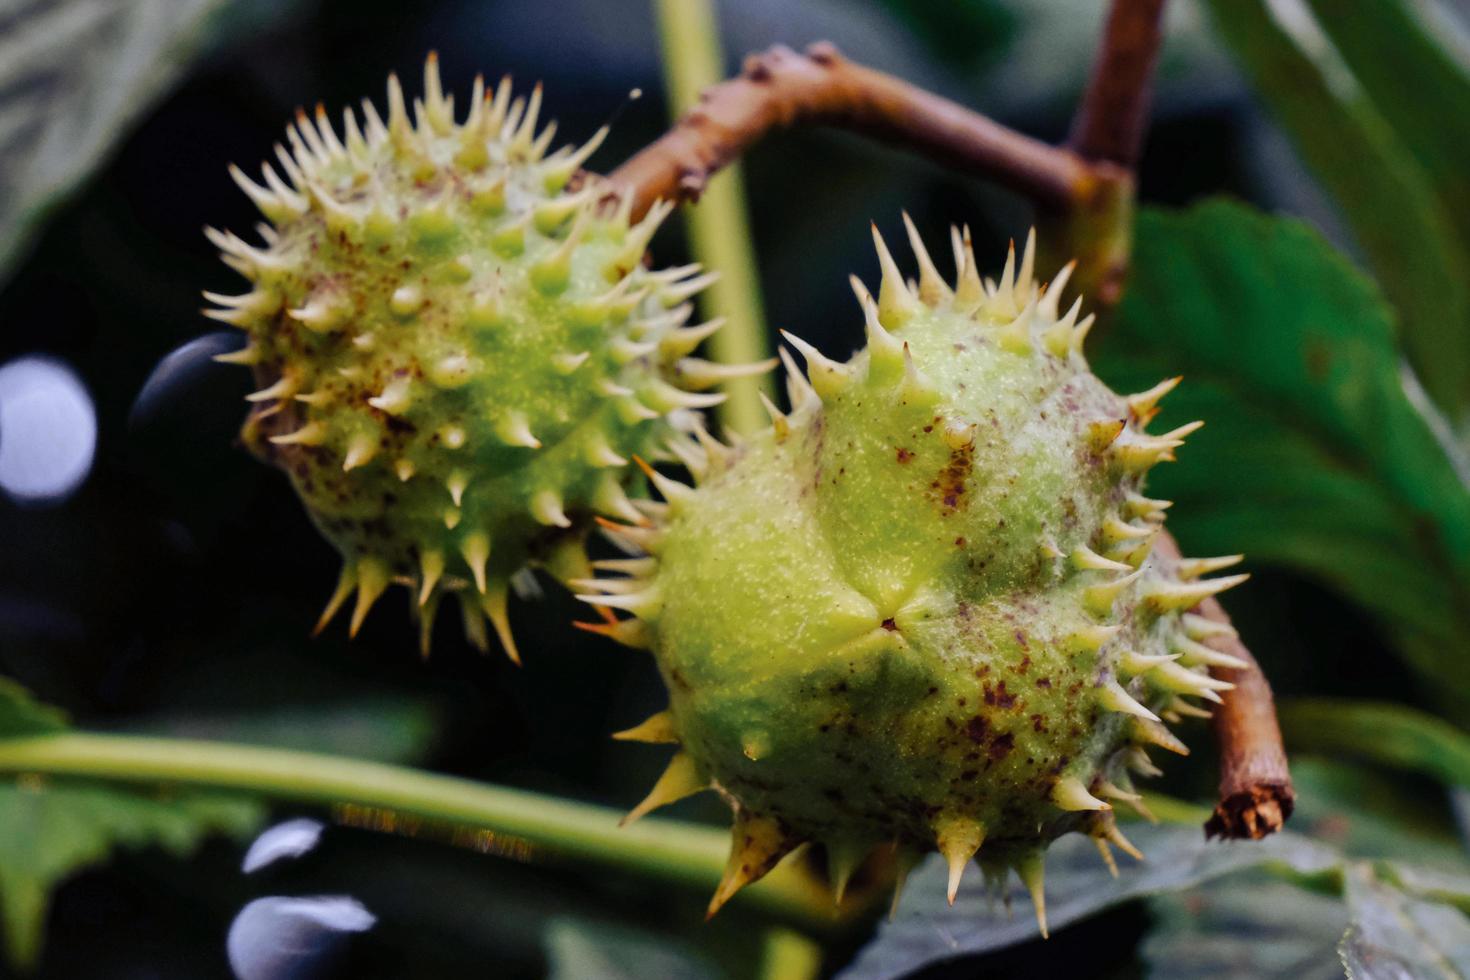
[1455,788,1470,852]
[1145,862,1470,980]
[1380,863,1470,917]
[0,680,265,968]
[0,0,288,286]
[1340,864,1470,978]
[1303,0,1470,279]
[544,916,722,980]
[1097,201,1470,714]
[1200,0,1470,421]
[0,680,67,738]
[1143,872,1349,980]
[836,826,1339,979]
[1280,699,1470,788]
[0,779,263,969]
[1286,759,1468,867]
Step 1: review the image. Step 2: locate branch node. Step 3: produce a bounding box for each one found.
[742,53,773,82]
[804,40,843,66]
[677,170,707,201]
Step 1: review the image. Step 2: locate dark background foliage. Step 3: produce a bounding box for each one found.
[1,0,1467,977]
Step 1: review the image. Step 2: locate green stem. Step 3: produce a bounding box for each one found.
[651,0,773,435]
[759,927,824,980]
[1135,791,1212,826]
[0,733,834,923]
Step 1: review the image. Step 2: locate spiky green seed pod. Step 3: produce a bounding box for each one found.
[581,221,1247,929]
[207,55,768,657]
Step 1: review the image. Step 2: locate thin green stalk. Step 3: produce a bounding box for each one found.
[0,732,835,923]
[651,0,773,435]
[759,927,824,980]
[1135,791,1212,826]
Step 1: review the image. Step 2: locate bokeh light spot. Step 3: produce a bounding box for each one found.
[227,896,376,980]
[241,818,326,874]
[0,355,97,506]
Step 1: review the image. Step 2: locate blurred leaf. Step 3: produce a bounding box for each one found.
[0,678,67,738]
[868,0,1016,70]
[911,0,1239,123]
[1097,201,1470,715]
[544,916,722,980]
[1279,699,1470,788]
[1143,872,1349,980]
[1340,863,1470,978]
[1381,863,1470,916]
[1454,788,1470,852]
[1304,0,1470,274]
[132,698,441,766]
[0,0,274,286]
[1200,0,1470,421]
[1287,759,1467,866]
[1146,862,1470,980]
[837,825,1339,979]
[0,679,264,968]
[0,780,263,969]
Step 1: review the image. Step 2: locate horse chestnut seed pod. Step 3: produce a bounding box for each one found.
[580,222,1246,930]
[206,56,768,657]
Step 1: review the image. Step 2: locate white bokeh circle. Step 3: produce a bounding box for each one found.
[0,355,97,505]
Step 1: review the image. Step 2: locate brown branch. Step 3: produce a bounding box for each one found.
[1068,0,1168,167]
[1066,15,1290,841]
[1200,609,1296,839]
[605,43,1109,221]
[1039,0,1169,307]
[1155,534,1295,838]
[608,24,1293,839]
